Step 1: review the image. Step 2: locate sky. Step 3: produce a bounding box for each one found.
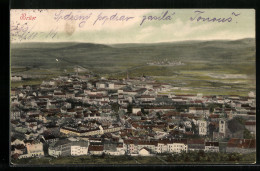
[10,9,255,44]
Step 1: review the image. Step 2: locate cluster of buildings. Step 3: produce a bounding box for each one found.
[10,73,256,159]
[147,60,184,66]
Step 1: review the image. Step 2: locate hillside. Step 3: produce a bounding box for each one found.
[11,38,255,73]
[10,39,256,96]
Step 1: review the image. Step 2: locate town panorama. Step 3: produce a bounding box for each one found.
[10,70,256,164]
[10,9,256,165]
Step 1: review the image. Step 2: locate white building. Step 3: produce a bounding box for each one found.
[19,141,44,159]
[71,144,88,156]
[198,120,208,136]
[96,82,106,89]
[219,119,226,136]
[48,139,89,157]
[11,138,25,146]
[167,140,188,153]
[108,83,115,89]
[132,107,141,114]
[11,76,22,81]
[205,142,219,152]
[139,148,152,156]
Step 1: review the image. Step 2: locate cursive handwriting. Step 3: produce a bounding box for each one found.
[11,22,58,41]
[231,12,240,17]
[11,10,243,42]
[93,13,134,25]
[54,10,92,28]
[140,11,175,26]
[11,23,38,41]
[45,27,58,39]
[190,11,240,23]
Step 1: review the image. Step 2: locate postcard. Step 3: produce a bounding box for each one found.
[10,9,256,165]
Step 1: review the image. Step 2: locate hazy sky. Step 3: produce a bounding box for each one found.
[10,9,255,44]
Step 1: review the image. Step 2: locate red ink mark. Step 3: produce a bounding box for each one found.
[20,13,37,21]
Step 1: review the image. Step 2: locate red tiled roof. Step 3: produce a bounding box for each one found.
[245,121,256,126]
[88,145,104,151]
[209,114,220,118]
[185,131,194,135]
[11,153,20,159]
[209,122,219,128]
[117,144,123,148]
[187,138,205,145]
[147,106,176,110]
[14,144,26,150]
[181,114,194,118]
[123,139,135,144]
[205,142,219,146]
[227,138,256,149]
[158,139,188,145]
[54,93,65,95]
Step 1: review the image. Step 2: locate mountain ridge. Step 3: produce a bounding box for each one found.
[11,38,255,49]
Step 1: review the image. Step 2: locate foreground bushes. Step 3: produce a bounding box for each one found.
[11,151,255,165]
[166,151,254,163]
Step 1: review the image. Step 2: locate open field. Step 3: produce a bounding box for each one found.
[10,67,75,88]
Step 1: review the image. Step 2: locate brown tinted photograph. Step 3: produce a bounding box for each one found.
[10,9,256,165]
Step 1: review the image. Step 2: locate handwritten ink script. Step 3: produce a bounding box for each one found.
[11,10,242,41]
[140,11,175,26]
[54,10,92,28]
[54,10,135,27]
[10,22,58,41]
[190,11,240,23]
[93,13,134,26]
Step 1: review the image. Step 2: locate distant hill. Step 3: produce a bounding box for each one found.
[10,38,255,75]
[11,42,110,50]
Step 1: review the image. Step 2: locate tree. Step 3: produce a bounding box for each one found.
[156,112,161,120]
[243,128,253,139]
[208,103,222,113]
[127,104,133,113]
[175,105,187,112]
[228,118,245,133]
[101,152,106,158]
[208,123,217,137]
[191,121,198,135]
[111,103,120,113]
[234,117,246,125]
[141,108,149,115]
[228,153,240,161]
